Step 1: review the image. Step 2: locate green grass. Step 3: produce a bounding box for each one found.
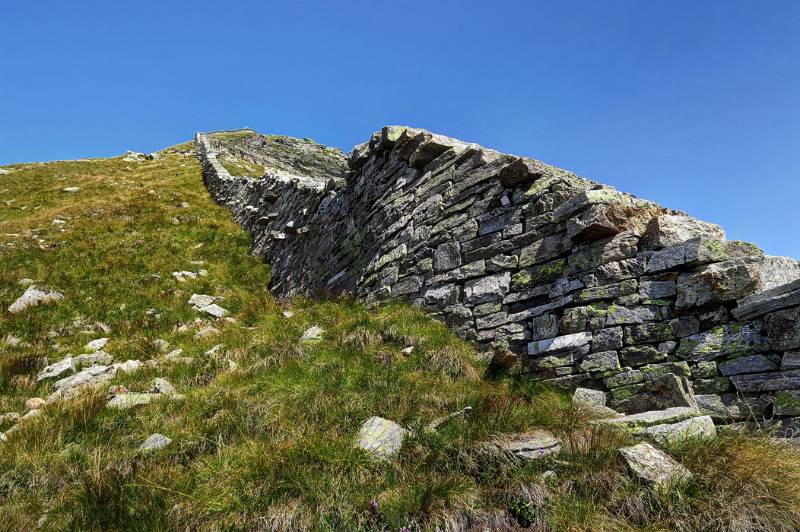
[2,144,800,530]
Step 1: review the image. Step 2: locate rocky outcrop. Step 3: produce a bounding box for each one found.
[196,126,800,423]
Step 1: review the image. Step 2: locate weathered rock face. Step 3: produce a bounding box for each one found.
[197,126,800,420]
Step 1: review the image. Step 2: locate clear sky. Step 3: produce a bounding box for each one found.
[1,1,798,258]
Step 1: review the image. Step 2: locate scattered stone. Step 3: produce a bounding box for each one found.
[25,398,46,411]
[356,416,407,461]
[301,325,324,343]
[172,270,207,282]
[37,357,76,381]
[194,326,220,339]
[187,294,228,318]
[8,285,64,314]
[150,378,177,396]
[138,433,172,452]
[164,348,184,360]
[282,310,294,318]
[204,344,224,356]
[61,187,80,193]
[53,365,115,393]
[619,442,692,486]
[401,346,414,355]
[75,351,113,369]
[112,359,143,375]
[84,338,108,352]
[107,392,159,410]
[197,303,229,318]
[18,278,35,287]
[496,430,562,459]
[153,339,170,352]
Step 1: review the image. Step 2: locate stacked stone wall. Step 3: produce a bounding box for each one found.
[196,127,800,423]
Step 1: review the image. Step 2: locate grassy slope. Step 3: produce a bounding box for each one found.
[1,145,800,531]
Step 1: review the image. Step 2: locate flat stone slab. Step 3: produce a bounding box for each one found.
[53,365,114,391]
[8,285,64,314]
[38,357,76,382]
[188,293,217,307]
[356,416,407,461]
[733,279,800,320]
[643,415,716,445]
[619,442,692,486]
[197,303,229,318]
[528,331,592,356]
[592,406,701,430]
[730,370,800,393]
[138,433,172,452]
[496,430,561,459]
[107,393,160,410]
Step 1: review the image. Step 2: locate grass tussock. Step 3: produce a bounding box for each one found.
[1,143,800,530]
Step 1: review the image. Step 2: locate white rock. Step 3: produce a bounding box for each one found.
[61,187,80,193]
[356,416,407,461]
[153,339,170,352]
[301,325,324,343]
[8,285,64,314]
[164,348,184,360]
[84,338,108,352]
[138,433,172,452]
[37,356,76,381]
[282,310,294,318]
[75,351,113,369]
[188,293,216,307]
[18,278,35,287]
[197,303,228,318]
[53,365,114,392]
[172,271,199,282]
[402,346,414,355]
[204,344,224,356]
[112,359,144,374]
[107,393,159,410]
[150,378,177,396]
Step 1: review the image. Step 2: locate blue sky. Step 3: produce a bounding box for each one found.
[1,1,798,257]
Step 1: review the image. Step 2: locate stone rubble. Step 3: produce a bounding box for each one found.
[619,442,692,486]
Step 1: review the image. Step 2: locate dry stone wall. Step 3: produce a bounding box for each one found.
[197,127,800,422]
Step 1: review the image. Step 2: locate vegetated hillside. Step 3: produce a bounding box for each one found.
[0,141,799,531]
